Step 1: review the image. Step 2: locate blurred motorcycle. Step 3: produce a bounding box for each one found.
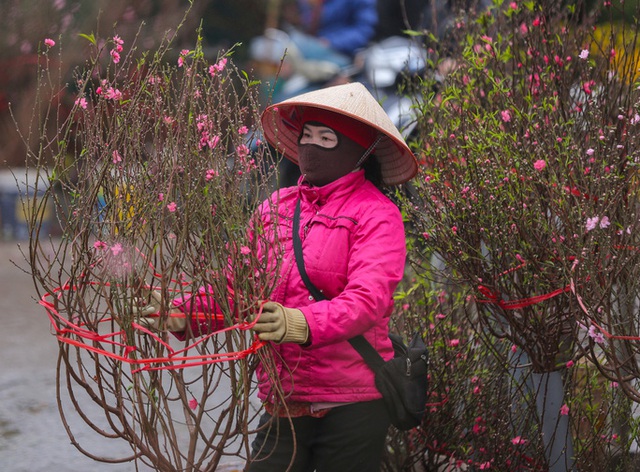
[356,35,428,141]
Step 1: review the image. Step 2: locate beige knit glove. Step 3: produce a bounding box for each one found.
[253,301,309,344]
[133,290,187,332]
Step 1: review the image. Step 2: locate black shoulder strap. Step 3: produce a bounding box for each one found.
[293,199,325,302]
[292,199,385,372]
[347,333,386,371]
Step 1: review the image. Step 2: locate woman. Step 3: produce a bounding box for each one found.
[253,81,418,471]
[139,82,418,471]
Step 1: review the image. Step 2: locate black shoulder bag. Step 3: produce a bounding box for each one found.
[292,199,429,430]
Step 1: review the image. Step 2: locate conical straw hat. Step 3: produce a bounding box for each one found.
[261,82,418,186]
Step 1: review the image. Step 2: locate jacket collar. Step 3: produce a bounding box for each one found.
[297,170,365,206]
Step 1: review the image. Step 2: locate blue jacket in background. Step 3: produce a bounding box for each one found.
[297,0,378,56]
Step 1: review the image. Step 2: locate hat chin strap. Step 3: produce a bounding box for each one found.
[354,135,383,170]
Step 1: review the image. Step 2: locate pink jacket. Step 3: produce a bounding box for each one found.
[178,170,406,403]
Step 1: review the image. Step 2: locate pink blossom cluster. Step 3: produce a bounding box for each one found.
[110,35,124,64]
[235,144,256,174]
[96,80,123,101]
[196,114,221,150]
[208,57,228,77]
[585,215,610,232]
[178,49,190,67]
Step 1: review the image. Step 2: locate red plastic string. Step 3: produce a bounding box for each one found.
[476,252,640,341]
[476,283,572,310]
[39,283,268,372]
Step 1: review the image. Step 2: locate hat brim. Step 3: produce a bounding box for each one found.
[260,82,418,186]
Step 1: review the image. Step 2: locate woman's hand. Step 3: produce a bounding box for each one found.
[253,301,309,344]
[133,290,187,332]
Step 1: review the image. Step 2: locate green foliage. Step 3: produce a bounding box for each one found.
[390,0,640,469]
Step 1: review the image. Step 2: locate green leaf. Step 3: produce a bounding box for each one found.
[78,33,96,46]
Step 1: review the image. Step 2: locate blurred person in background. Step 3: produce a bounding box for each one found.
[282,0,378,69]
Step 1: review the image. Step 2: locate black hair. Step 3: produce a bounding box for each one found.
[363,155,384,189]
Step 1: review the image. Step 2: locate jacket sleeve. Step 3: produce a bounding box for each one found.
[321,0,378,55]
[299,200,406,348]
[170,286,229,340]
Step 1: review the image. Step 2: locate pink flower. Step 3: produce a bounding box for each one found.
[236,144,250,158]
[44,38,56,48]
[579,49,589,60]
[238,125,249,135]
[599,216,610,229]
[178,49,190,67]
[205,169,218,181]
[588,325,605,344]
[113,35,124,51]
[110,49,121,64]
[207,135,220,149]
[585,216,599,232]
[500,109,512,122]
[110,243,123,256]
[158,193,164,201]
[105,88,122,101]
[112,150,122,164]
[188,398,198,410]
[449,339,460,347]
[240,246,251,255]
[533,159,546,171]
[560,404,569,416]
[93,240,107,250]
[511,436,527,445]
[167,202,177,212]
[75,97,88,109]
[208,57,228,77]
[586,148,595,156]
[566,360,575,368]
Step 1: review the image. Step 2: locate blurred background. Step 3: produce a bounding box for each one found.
[0,0,267,168]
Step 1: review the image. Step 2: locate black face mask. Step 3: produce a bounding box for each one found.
[297,133,367,187]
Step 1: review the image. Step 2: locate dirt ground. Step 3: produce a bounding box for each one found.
[0,240,245,472]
